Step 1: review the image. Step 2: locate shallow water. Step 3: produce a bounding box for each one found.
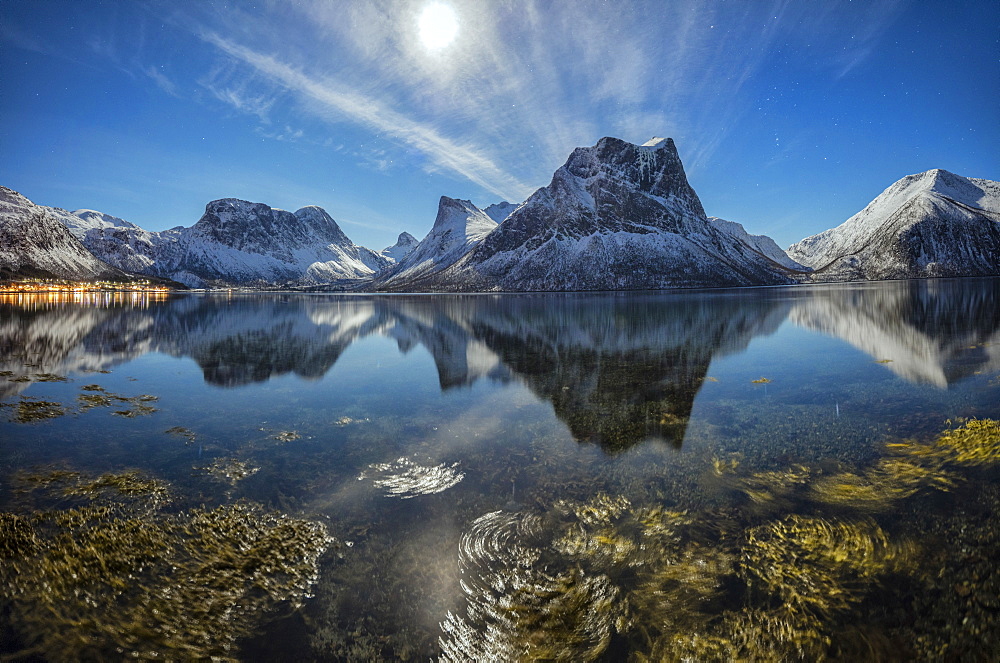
[2,279,999,661]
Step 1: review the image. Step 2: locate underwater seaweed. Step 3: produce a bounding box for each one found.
[0,472,334,662]
[164,425,197,444]
[741,515,905,618]
[932,418,1000,466]
[6,397,68,423]
[201,458,261,486]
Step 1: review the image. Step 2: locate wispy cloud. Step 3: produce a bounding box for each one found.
[201,71,276,123]
[157,0,906,206]
[831,0,905,79]
[255,125,304,142]
[199,30,535,201]
[142,65,180,97]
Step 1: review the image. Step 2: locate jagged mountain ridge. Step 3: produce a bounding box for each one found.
[52,198,392,288]
[709,217,808,271]
[155,200,392,287]
[0,186,127,281]
[54,206,173,274]
[384,137,797,292]
[372,196,498,290]
[6,139,997,290]
[483,201,517,224]
[380,232,419,263]
[788,169,1000,280]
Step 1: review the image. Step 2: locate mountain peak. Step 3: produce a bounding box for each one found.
[376,135,793,291]
[788,169,1000,278]
[370,197,497,289]
[432,197,498,235]
[380,232,419,263]
[483,201,517,224]
[560,136,698,209]
[640,136,671,149]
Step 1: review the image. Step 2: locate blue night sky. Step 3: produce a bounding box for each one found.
[1,0,997,251]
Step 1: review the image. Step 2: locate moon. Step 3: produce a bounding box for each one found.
[418,2,459,51]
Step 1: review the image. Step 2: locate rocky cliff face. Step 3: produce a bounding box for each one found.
[788,169,1000,281]
[391,137,796,291]
[0,186,125,281]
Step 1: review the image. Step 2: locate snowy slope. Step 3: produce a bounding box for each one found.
[788,169,1000,280]
[708,217,808,271]
[372,197,498,290]
[380,232,419,263]
[386,137,795,292]
[0,186,125,280]
[46,197,392,288]
[54,208,142,240]
[50,206,171,274]
[149,200,390,287]
[483,201,518,224]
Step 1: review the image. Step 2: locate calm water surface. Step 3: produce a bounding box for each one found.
[2,279,999,661]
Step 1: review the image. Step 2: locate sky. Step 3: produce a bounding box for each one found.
[1,0,997,251]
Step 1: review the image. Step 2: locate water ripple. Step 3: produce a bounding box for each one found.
[358,457,464,499]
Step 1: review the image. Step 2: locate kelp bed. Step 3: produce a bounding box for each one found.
[0,471,334,662]
[2,420,999,661]
[315,418,1000,662]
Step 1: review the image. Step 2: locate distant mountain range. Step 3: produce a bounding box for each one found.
[2,136,997,289]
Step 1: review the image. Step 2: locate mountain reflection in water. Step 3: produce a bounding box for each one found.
[1,278,998,452]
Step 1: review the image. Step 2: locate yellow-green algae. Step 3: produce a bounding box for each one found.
[441,428,975,663]
[74,384,159,417]
[7,397,68,423]
[67,470,170,498]
[202,457,261,485]
[931,418,1000,465]
[0,471,334,662]
[441,494,735,662]
[741,515,907,618]
[440,490,914,662]
[810,419,1000,511]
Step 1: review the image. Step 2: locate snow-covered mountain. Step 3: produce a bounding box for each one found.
[54,208,142,239]
[148,200,390,287]
[372,197,498,290]
[45,198,392,288]
[708,217,808,271]
[483,201,518,224]
[380,232,419,263]
[51,206,172,274]
[387,137,796,292]
[788,169,1000,280]
[0,186,126,281]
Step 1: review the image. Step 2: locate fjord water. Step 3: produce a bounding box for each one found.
[2,279,999,660]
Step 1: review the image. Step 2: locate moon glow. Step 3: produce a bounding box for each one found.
[418,2,459,51]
